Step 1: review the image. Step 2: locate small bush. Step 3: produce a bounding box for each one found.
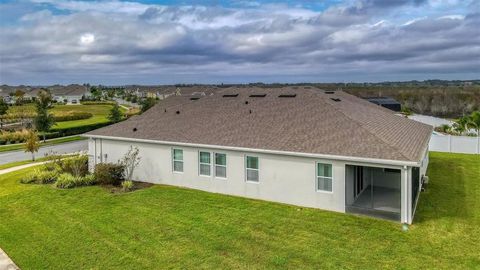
[20,169,57,184]
[20,170,40,184]
[94,163,125,185]
[54,173,77,189]
[54,173,96,189]
[81,174,97,186]
[37,170,58,184]
[121,180,133,192]
[60,155,89,177]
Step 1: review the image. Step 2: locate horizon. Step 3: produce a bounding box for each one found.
[2,78,480,87]
[1,0,479,85]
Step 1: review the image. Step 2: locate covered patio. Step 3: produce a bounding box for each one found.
[345,165,402,221]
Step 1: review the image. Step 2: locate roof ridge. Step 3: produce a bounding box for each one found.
[319,93,413,161]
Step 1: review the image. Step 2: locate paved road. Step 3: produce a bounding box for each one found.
[0,140,88,165]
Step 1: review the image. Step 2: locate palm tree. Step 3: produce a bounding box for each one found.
[439,124,452,134]
[453,116,469,135]
[467,111,480,136]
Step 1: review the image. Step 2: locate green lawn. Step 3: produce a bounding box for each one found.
[0,152,478,269]
[50,104,118,130]
[0,136,86,153]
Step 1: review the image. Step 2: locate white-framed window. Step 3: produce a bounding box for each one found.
[316,163,333,192]
[172,148,183,172]
[214,153,227,178]
[199,151,211,176]
[245,156,259,182]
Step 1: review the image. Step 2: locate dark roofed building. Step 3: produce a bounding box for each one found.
[365,97,402,112]
[85,86,432,224]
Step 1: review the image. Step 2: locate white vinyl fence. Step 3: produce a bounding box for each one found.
[430,134,480,154]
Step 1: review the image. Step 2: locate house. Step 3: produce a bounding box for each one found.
[365,97,402,112]
[0,85,32,104]
[84,86,433,224]
[48,84,88,104]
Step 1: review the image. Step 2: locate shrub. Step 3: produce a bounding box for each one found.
[20,169,57,184]
[37,170,58,184]
[81,174,97,186]
[54,173,97,189]
[20,170,40,184]
[61,155,89,177]
[94,163,125,185]
[54,173,77,189]
[121,180,133,192]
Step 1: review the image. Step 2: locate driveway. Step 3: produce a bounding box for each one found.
[0,140,88,165]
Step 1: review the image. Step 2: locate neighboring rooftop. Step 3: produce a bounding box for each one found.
[365,97,402,112]
[86,86,433,162]
[47,84,88,96]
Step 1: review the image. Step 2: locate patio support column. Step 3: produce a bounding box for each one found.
[401,166,410,224]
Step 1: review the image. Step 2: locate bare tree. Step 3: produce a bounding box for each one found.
[119,146,141,181]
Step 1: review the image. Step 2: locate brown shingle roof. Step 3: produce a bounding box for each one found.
[87,86,433,163]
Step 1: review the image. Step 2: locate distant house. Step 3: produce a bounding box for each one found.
[365,97,402,112]
[85,86,432,224]
[27,88,47,100]
[0,85,31,104]
[48,84,88,104]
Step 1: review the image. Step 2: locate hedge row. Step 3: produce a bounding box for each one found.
[80,101,116,105]
[53,112,93,122]
[3,111,93,122]
[45,121,113,139]
[0,121,111,144]
[0,129,30,144]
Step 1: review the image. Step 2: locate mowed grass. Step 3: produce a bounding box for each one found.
[0,152,478,269]
[50,104,117,130]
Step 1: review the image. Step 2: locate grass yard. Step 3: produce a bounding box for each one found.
[50,104,118,130]
[0,152,478,269]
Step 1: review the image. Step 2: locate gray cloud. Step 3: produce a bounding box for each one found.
[0,1,478,84]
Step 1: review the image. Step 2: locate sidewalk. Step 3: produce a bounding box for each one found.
[0,248,19,270]
[0,161,47,175]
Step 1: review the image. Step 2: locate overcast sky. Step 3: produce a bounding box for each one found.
[0,0,479,85]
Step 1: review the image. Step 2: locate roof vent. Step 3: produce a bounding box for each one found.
[164,109,167,112]
[223,94,239,97]
[278,94,296,98]
[249,94,266,97]
[325,91,335,94]
[190,97,200,101]
[176,110,180,114]
[133,128,137,132]
[249,109,252,114]
[245,101,249,105]
[330,98,341,102]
